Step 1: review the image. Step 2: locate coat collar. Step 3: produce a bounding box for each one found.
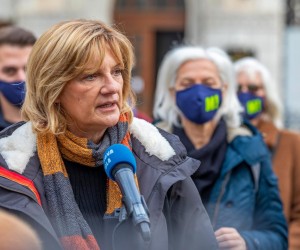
[129,118,175,161]
[0,122,36,174]
[0,118,176,174]
[221,120,269,176]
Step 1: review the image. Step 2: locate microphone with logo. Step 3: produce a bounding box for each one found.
[103,144,151,242]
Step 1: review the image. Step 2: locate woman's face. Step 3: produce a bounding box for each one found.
[175,59,222,91]
[57,49,124,141]
[173,59,225,126]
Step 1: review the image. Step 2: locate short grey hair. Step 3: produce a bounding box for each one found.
[234,57,283,128]
[153,45,243,130]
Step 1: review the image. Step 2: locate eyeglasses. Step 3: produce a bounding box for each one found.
[237,84,263,94]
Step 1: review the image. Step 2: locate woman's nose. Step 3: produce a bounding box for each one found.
[101,75,120,94]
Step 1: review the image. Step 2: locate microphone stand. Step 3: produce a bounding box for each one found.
[118,195,151,242]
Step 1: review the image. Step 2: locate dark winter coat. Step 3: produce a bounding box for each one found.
[0,119,218,250]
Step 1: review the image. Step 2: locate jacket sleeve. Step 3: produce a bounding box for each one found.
[164,177,218,250]
[289,133,300,249]
[0,185,63,250]
[240,158,288,250]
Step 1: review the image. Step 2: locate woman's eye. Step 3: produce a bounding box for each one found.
[84,74,96,81]
[182,81,194,88]
[203,80,214,86]
[113,68,123,76]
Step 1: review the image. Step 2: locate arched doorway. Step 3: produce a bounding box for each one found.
[114,0,185,118]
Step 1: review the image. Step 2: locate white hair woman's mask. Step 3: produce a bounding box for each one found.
[176,84,222,124]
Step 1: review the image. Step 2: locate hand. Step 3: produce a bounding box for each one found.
[215,227,247,250]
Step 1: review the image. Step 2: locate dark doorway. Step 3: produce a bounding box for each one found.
[114,1,185,117]
[155,31,184,82]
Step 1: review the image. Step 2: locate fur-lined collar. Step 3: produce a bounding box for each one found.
[0,118,175,174]
[0,122,36,174]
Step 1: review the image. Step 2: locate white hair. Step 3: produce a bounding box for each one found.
[153,45,243,130]
[234,57,283,128]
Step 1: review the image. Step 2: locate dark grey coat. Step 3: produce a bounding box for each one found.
[0,120,218,250]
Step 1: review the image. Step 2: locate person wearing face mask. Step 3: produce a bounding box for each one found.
[235,57,300,250]
[0,25,36,130]
[153,45,288,250]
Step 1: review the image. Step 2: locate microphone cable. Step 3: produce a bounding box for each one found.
[112,219,126,250]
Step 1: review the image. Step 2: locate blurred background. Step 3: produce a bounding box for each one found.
[1,0,299,130]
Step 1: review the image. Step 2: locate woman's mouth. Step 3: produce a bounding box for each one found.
[97,101,118,111]
[100,103,114,108]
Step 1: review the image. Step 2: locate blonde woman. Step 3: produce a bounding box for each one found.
[0,20,217,250]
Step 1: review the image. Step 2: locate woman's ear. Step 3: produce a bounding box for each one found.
[169,87,175,101]
[222,83,228,99]
[54,97,60,104]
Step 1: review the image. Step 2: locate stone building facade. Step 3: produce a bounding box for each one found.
[0,0,286,121]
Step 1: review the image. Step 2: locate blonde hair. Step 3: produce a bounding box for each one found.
[22,19,135,134]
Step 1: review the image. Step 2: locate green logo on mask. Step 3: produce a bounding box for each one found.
[246,99,262,115]
[205,94,220,112]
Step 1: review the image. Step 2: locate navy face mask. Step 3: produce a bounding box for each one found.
[238,92,265,120]
[0,80,26,107]
[176,84,222,124]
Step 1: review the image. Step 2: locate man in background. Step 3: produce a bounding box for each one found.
[0,25,36,130]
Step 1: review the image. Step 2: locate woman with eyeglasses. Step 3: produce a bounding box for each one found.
[235,57,300,250]
[153,46,287,250]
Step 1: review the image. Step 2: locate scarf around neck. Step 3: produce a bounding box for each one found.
[37,113,133,250]
[173,119,227,203]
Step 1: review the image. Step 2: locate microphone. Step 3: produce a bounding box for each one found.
[103,144,151,241]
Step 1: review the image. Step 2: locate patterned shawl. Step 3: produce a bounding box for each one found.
[37,113,133,250]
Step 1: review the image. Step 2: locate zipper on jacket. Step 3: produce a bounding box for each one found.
[0,182,40,205]
[212,171,231,228]
[147,157,190,204]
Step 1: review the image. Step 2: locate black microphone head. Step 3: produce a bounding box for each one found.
[103,144,137,180]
